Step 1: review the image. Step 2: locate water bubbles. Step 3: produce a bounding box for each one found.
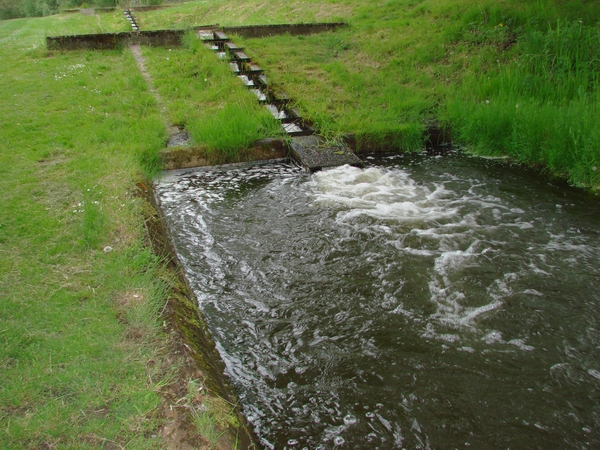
[587,369,600,379]
[343,414,357,426]
[156,158,600,448]
[333,436,345,446]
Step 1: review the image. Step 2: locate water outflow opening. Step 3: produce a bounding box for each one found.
[155,154,600,449]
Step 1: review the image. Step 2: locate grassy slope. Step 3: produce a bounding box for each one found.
[0,15,171,448]
[142,34,283,157]
[139,0,600,187]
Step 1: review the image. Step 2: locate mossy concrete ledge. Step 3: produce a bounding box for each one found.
[160,138,289,170]
[139,181,259,449]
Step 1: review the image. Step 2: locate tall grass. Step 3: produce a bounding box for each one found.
[446,19,600,187]
[188,100,282,157]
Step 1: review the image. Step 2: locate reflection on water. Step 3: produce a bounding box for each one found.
[155,153,600,449]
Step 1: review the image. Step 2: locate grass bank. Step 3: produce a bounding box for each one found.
[445,16,600,187]
[0,14,244,449]
[142,33,283,159]
[137,0,600,187]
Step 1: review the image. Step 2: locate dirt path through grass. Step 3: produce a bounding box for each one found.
[129,42,180,137]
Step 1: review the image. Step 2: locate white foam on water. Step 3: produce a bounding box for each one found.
[308,165,535,346]
[309,165,459,225]
[154,161,600,447]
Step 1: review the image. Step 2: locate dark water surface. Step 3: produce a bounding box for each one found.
[155,153,600,449]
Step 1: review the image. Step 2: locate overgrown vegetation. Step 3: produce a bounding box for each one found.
[446,17,600,187]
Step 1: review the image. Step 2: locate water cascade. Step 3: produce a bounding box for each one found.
[155,153,600,448]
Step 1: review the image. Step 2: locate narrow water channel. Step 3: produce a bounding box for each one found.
[155,152,600,449]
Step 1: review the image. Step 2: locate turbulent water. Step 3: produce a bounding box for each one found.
[155,153,600,449]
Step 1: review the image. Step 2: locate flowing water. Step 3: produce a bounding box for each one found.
[155,152,600,449]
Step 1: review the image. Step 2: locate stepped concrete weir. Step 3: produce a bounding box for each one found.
[199,28,315,138]
[290,135,362,171]
[199,29,363,171]
[46,20,366,171]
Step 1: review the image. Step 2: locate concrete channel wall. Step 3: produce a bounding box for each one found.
[46,29,195,50]
[62,5,177,13]
[46,23,347,50]
[223,22,347,38]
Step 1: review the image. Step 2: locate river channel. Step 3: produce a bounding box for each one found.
[155,152,600,449]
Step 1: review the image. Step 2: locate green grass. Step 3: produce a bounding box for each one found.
[0,14,172,448]
[445,18,600,187]
[185,379,240,448]
[142,32,282,158]
[32,1,600,186]
[136,0,355,29]
[40,10,131,35]
[143,0,600,187]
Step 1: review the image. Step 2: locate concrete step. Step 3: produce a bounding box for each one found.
[232,50,250,62]
[265,104,287,120]
[257,74,268,87]
[214,31,228,41]
[245,63,263,75]
[290,135,362,171]
[282,123,304,134]
[251,89,267,102]
[224,41,243,52]
[238,75,254,87]
[197,30,215,41]
[194,30,315,139]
